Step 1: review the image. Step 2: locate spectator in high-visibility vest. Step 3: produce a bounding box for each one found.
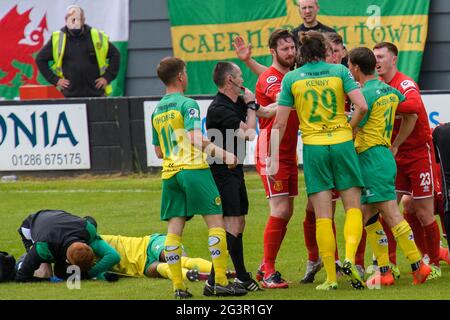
[36,5,120,97]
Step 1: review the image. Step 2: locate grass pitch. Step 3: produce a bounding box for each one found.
[0,172,448,300]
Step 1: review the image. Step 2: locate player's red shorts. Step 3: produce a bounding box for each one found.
[331,189,340,202]
[396,143,441,199]
[257,160,298,198]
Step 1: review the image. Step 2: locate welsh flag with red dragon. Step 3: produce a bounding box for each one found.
[0,0,129,99]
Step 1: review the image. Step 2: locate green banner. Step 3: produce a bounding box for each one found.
[167,0,430,94]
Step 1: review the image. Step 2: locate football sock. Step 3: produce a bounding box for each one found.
[355,229,366,267]
[439,208,447,238]
[281,222,288,242]
[332,220,340,261]
[156,263,170,279]
[445,211,450,249]
[208,227,229,286]
[381,216,397,265]
[181,256,212,273]
[404,210,427,255]
[303,209,319,262]
[263,216,288,277]
[316,218,336,282]
[227,232,250,281]
[207,266,215,286]
[164,233,184,291]
[423,221,441,266]
[156,263,190,281]
[344,208,363,264]
[391,220,422,267]
[365,220,389,268]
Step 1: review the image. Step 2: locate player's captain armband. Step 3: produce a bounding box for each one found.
[400,80,416,91]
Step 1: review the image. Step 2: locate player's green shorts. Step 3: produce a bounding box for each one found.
[160,168,223,221]
[303,140,364,195]
[145,233,165,269]
[144,233,186,272]
[359,146,397,204]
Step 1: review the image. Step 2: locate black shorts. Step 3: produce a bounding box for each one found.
[210,165,249,217]
[442,172,450,213]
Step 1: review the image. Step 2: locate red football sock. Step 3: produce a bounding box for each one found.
[438,209,447,238]
[263,215,289,276]
[332,220,339,261]
[303,209,319,262]
[404,211,427,255]
[355,228,366,266]
[281,224,288,243]
[423,220,441,266]
[380,217,397,265]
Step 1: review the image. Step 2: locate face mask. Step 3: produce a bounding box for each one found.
[70,28,82,36]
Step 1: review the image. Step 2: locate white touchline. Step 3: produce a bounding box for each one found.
[2,188,286,193]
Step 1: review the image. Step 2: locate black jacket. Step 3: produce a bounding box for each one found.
[433,123,450,205]
[292,21,336,45]
[35,25,120,97]
[15,210,96,282]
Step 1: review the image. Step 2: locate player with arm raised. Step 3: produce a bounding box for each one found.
[270,31,368,290]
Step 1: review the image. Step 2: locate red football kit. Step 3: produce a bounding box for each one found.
[389,71,441,198]
[255,66,299,198]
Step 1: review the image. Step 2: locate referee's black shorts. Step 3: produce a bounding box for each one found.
[210,165,248,217]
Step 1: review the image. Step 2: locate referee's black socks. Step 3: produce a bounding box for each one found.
[227,232,251,281]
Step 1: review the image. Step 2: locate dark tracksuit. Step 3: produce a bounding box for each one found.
[433,123,450,249]
[16,210,120,282]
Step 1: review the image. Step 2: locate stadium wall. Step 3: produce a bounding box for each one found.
[0,91,448,175]
[0,98,133,175]
[125,0,450,96]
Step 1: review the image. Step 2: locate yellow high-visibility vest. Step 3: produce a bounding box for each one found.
[51,28,112,96]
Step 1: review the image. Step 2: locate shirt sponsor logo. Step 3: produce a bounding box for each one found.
[266,76,278,84]
[208,236,220,246]
[400,80,415,90]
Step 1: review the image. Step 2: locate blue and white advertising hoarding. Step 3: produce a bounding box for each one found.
[0,103,91,171]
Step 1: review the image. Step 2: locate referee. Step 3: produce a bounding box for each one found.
[433,122,450,249]
[205,61,265,293]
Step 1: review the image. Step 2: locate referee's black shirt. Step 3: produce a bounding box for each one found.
[206,92,248,170]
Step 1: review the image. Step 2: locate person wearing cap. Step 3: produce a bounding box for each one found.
[15,209,120,282]
[36,5,120,97]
